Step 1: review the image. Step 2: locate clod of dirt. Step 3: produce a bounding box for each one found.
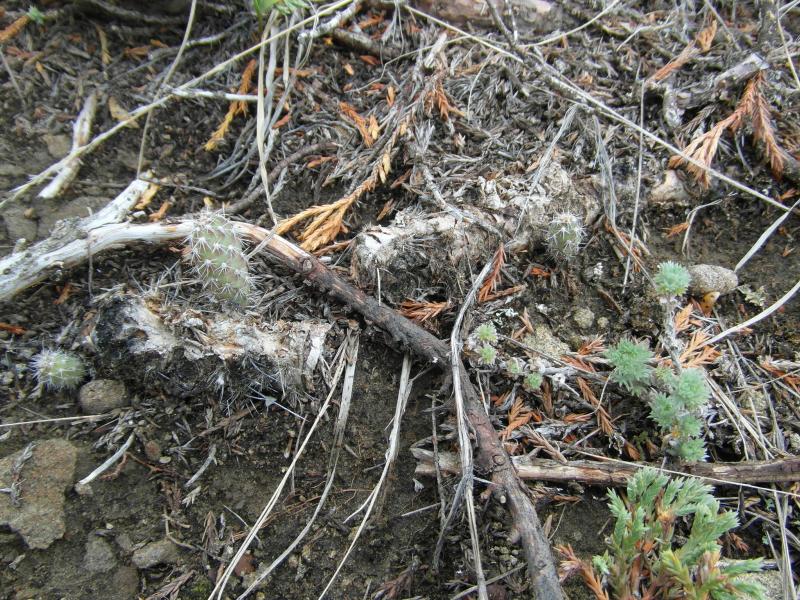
[352,161,600,302]
[78,379,130,414]
[523,323,570,358]
[572,307,595,330]
[43,134,71,160]
[687,264,739,296]
[111,566,140,600]
[91,294,332,400]
[132,538,180,569]
[83,535,118,574]
[650,170,691,206]
[0,440,77,549]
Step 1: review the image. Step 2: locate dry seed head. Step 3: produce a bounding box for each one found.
[546,213,585,263]
[188,211,252,306]
[33,349,86,390]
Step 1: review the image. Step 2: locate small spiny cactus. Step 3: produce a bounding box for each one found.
[188,211,252,306]
[32,349,85,390]
[546,213,585,263]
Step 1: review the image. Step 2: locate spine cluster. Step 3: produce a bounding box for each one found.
[188,212,252,306]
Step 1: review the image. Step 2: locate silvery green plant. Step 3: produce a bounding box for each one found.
[654,261,691,366]
[563,467,764,599]
[650,369,710,462]
[546,213,585,263]
[188,211,252,306]
[32,349,85,390]
[605,340,710,462]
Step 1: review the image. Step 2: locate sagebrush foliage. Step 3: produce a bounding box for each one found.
[581,468,765,600]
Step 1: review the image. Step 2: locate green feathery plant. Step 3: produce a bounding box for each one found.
[477,344,497,365]
[605,339,653,394]
[605,261,710,461]
[27,6,45,25]
[524,371,543,391]
[475,323,498,344]
[559,468,764,600]
[606,339,710,461]
[653,261,691,298]
[651,368,710,461]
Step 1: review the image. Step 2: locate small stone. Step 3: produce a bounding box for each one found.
[143,440,161,462]
[78,379,129,414]
[687,264,738,296]
[43,134,71,159]
[115,532,134,553]
[111,566,140,600]
[735,570,783,600]
[132,539,180,569]
[650,170,690,206]
[23,208,36,220]
[572,307,594,330]
[597,317,609,330]
[84,536,117,573]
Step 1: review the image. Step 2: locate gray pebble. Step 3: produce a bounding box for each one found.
[84,536,117,573]
[572,307,595,330]
[132,539,180,569]
[78,380,129,414]
[687,264,738,296]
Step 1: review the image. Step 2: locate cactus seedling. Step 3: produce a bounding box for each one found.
[546,213,585,263]
[32,349,85,390]
[188,211,252,306]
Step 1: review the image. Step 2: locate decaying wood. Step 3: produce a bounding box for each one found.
[412,449,800,487]
[243,224,565,600]
[0,211,563,599]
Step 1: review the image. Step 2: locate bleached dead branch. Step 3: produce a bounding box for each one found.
[38,91,99,199]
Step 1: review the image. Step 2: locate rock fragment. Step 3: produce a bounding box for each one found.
[0,439,77,549]
[132,539,180,569]
[78,379,130,414]
[84,536,117,573]
[687,264,738,296]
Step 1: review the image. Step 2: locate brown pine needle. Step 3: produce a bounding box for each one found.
[556,544,610,600]
[339,101,377,147]
[650,21,716,82]
[398,300,451,324]
[478,244,505,303]
[503,397,533,440]
[670,70,787,186]
[749,72,786,177]
[204,59,257,151]
[0,15,31,44]
[278,115,409,251]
